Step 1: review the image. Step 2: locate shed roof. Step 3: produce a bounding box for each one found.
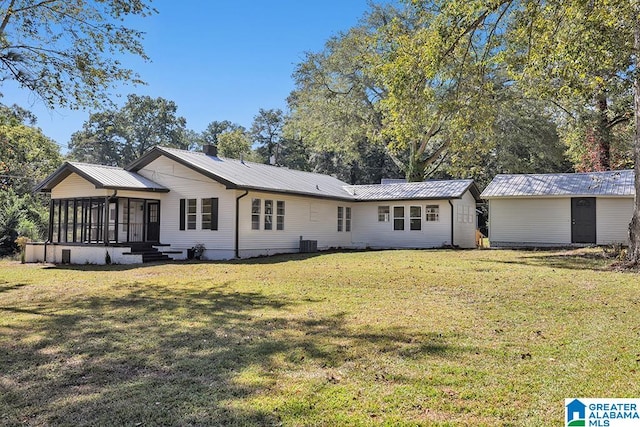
[344,179,480,201]
[34,162,169,193]
[480,170,634,198]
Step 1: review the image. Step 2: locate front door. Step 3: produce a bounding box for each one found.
[571,197,596,244]
[146,201,160,242]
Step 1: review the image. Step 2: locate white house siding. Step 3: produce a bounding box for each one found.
[137,157,237,260]
[51,173,112,198]
[237,192,353,258]
[596,198,633,245]
[488,198,571,246]
[351,200,453,249]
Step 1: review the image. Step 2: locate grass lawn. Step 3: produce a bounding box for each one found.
[1,248,639,426]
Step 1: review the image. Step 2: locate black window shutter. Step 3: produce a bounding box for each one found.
[211,198,219,230]
[179,199,186,230]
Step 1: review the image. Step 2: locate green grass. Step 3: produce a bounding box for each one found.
[1,248,639,426]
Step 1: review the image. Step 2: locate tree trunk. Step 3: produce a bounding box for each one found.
[627,11,640,266]
[594,90,611,171]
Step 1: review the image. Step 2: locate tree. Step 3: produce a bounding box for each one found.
[216,129,253,160]
[201,120,243,147]
[68,94,188,166]
[0,104,62,254]
[286,6,409,182]
[0,0,155,109]
[251,108,284,164]
[404,0,640,263]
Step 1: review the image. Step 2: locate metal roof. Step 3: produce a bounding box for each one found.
[129,146,355,200]
[127,147,481,202]
[480,170,635,198]
[344,179,479,201]
[35,162,169,193]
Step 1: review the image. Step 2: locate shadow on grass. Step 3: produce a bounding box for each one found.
[490,249,613,272]
[0,282,470,426]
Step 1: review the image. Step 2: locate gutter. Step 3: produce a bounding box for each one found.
[448,200,455,246]
[235,190,249,258]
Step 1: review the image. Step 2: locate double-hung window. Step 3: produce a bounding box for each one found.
[410,206,422,230]
[264,200,273,230]
[393,206,405,231]
[187,199,197,230]
[345,207,351,232]
[276,201,285,230]
[337,206,344,232]
[251,199,261,230]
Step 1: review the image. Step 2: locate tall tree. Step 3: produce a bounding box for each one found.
[216,128,254,160]
[404,0,640,263]
[201,120,243,147]
[0,104,62,253]
[286,6,397,182]
[0,0,155,109]
[251,108,284,164]
[68,94,188,166]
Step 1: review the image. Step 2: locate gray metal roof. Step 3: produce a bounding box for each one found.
[344,179,478,201]
[35,161,169,193]
[127,147,480,202]
[129,146,355,200]
[480,170,635,198]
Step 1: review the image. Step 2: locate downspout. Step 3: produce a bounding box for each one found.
[235,190,249,258]
[448,200,455,247]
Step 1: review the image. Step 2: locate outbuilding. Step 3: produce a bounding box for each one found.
[481,170,634,247]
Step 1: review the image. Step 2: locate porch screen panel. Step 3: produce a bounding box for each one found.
[51,200,60,242]
[66,200,74,242]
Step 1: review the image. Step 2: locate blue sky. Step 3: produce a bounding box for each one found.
[4,0,392,152]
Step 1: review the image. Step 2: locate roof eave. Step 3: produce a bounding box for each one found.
[33,162,104,193]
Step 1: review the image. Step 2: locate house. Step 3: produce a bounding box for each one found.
[26,145,480,264]
[481,170,634,247]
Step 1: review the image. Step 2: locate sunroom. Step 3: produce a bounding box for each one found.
[29,162,169,263]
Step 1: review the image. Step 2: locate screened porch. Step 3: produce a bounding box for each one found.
[48,197,161,245]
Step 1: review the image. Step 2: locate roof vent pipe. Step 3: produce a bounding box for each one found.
[203,144,218,157]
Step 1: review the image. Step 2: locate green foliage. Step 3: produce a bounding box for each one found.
[201,120,244,147]
[251,108,285,164]
[216,129,256,160]
[287,6,398,182]
[0,0,155,109]
[68,94,188,166]
[0,104,61,254]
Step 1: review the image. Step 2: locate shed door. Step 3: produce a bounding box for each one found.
[571,197,596,244]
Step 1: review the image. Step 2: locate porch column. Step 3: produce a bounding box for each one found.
[103,196,110,246]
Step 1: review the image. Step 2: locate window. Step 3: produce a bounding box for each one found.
[277,201,285,230]
[425,205,439,222]
[337,206,344,232]
[457,205,473,223]
[393,206,405,231]
[378,206,390,222]
[251,198,261,230]
[345,207,351,232]
[410,206,422,230]
[187,199,197,230]
[264,199,273,230]
[201,198,218,230]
